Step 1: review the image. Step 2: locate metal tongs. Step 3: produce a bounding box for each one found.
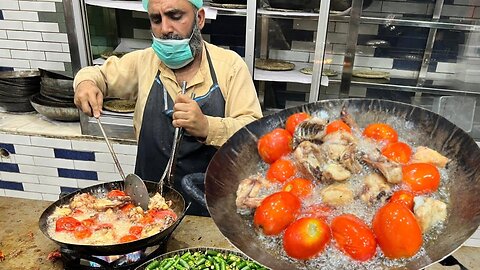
[96,117,149,210]
[159,81,188,194]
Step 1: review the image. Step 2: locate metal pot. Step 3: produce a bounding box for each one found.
[30,93,80,122]
[39,180,187,256]
[204,98,480,269]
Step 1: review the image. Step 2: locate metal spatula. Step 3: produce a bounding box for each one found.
[96,117,149,210]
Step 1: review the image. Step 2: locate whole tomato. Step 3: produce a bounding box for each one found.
[74,225,92,239]
[331,214,377,261]
[372,202,423,259]
[107,189,126,198]
[119,234,138,243]
[55,216,81,232]
[389,190,415,211]
[285,112,310,135]
[282,177,314,199]
[283,217,331,260]
[266,159,297,183]
[254,192,301,235]
[363,123,398,144]
[402,163,440,194]
[257,128,293,164]
[382,142,412,164]
[129,225,144,236]
[326,120,351,135]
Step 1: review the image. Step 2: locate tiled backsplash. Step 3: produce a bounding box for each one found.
[0,0,72,75]
[0,133,137,201]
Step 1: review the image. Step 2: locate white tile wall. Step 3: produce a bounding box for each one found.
[2,10,39,21]
[0,39,27,50]
[0,57,30,68]
[77,179,100,189]
[41,33,68,43]
[45,51,71,62]
[0,0,20,10]
[14,145,54,157]
[110,143,137,155]
[0,171,38,183]
[10,50,46,60]
[0,30,7,39]
[0,20,23,30]
[5,189,43,200]
[73,160,116,173]
[22,21,59,32]
[6,30,41,41]
[39,175,78,188]
[23,182,60,194]
[269,49,310,62]
[18,1,56,12]
[30,136,72,149]
[97,172,124,182]
[0,189,5,196]
[442,5,474,17]
[26,41,63,52]
[71,140,110,152]
[11,154,35,165]
[42,193,60,201]
[30,60,65,71]
[18,164,58,176]
[94,152,137,165]
[62,43,70,53]
[34,156,75,169]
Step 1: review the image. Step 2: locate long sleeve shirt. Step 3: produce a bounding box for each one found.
[74,41,262,147]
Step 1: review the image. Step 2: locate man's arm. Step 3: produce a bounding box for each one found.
[73,50,143,116]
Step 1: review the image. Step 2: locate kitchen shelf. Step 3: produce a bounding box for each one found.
[253,61,313,84]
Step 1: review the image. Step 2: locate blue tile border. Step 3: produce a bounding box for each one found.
[0,143,15,154]
[58,168,98,180]
[0,162,20,173]
[0,180,23,191]
[61,186,79,194]
[54,149,95,161]
[0,10,3,20]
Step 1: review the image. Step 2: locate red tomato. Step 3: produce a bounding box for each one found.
[81,218,97,228]
[282,178,313,199]
[402,163,440,194]
[119,234,138,243]
[285,112,310,135]
[74,225,92,239]
[72,209,84,215]
[107,189,126,198]
[55,216,81,232]
[257,128,292,164]
[266,159,297,183]
[372,202,423,259]
[283,217,331,260]
[363,123,398,143]
[129,225,143,236]
[254,192,301,235]
[389,190,415,211]
[382,142,412,164]
[140,213,154,225]
[301,204,332,220]
[326,120,351,135]
[149,209,178,221]
[121,203,135,213]
[331,214,377,261]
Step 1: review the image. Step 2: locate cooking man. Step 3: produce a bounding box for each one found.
[73,0,262,215]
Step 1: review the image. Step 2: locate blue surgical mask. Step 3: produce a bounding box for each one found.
[152,31,194,69]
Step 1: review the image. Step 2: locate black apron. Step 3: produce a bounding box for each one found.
[135,50,225,216]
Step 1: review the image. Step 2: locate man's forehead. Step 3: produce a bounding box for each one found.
[144,0,202,9]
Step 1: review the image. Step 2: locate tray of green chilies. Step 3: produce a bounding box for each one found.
[135,247,269,270]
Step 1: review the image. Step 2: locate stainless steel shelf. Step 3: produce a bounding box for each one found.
[331,16,480,32]
[253,61,313,84]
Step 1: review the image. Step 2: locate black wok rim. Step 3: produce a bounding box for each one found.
[39,180,186,256]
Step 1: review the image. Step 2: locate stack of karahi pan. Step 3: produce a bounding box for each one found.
[29,69,79,121]
[0,70,41,112]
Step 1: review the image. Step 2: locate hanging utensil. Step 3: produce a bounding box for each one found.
[159,81,188,193]
[96,117,149,210]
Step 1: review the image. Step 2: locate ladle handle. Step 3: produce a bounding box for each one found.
[96,117,125,180]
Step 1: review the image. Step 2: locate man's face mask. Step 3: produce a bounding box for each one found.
[152,29,195,69]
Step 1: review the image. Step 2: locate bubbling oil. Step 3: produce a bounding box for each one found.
[243,121,450,269]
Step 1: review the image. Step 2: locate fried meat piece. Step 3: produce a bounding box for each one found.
[320,183,354,206]
[414,197,447,232]
[235,175,272,210]
[411,146,450,168]
[360,173,391,205]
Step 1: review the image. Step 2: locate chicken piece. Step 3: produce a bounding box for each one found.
[92,196,131,211]
[52,206,72,217]
[320,142,347,161]
[148,193,170,210]
[322,163,351,182]
[340,106,360,132]
[339,144,362,174]
[322,130,358,145]
[293,141,326,181]
[70,193,97,209]
[411,146,450,168]
[361,140,403,184]
[360,173,391,205]
[128,206,145,223]
[235,175,272,210]
[293,117,328,148]
[414,197,447,232]
[320,183,354,206]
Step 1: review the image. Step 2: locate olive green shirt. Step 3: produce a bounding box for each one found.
[74,42,262,147]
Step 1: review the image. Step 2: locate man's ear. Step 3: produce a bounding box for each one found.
[197,8,206,30]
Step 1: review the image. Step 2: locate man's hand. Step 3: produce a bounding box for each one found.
[172,94,208,139]
[74,80,103,118]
